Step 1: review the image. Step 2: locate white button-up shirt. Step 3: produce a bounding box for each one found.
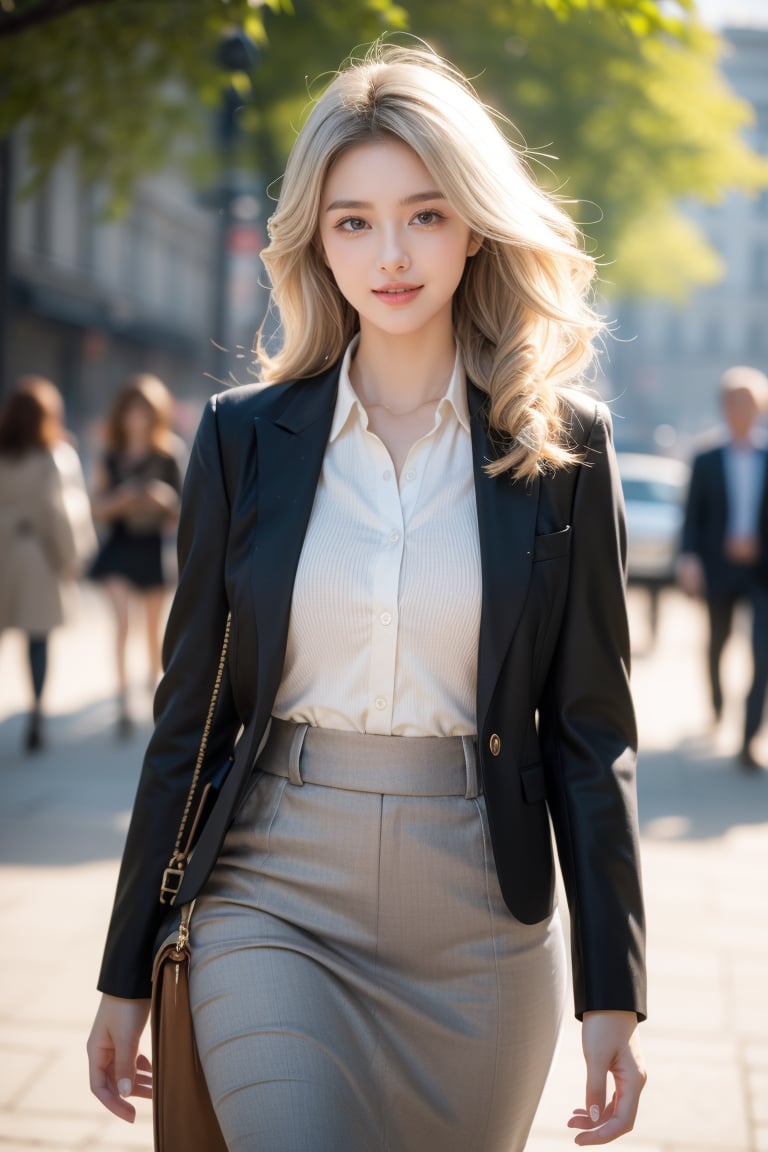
[272,341,482,736]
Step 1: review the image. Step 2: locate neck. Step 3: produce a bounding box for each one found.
[350,325,456,411]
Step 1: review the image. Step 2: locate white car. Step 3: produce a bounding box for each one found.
[616,452,691,587]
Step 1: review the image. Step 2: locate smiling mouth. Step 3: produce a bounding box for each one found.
[373,285,422,297]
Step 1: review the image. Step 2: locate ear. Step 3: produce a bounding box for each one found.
[466,231,482,258]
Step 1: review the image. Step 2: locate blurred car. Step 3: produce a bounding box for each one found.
[616,452,690,586]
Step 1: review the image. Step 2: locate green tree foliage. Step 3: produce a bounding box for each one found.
[2,0,767,296]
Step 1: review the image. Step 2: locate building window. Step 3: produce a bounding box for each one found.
[747,321,765,358]
[702,319,722,355]
[78,182,96,274]
[665,313,685,357]
[30,175,52,259]
[750,246,768,292]
[123,206,145,296]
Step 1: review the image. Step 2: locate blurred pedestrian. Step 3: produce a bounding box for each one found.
[19,375,98,588]
[88,43,646,1149]
[0,377,84,751]
[89,374,183,738]
[678,365,768,770]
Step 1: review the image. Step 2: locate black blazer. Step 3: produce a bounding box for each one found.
[99,362,647,1021]
[682,442,768,598]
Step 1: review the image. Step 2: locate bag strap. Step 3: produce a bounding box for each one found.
[159,613,231,905]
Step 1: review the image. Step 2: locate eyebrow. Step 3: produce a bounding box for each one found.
[324,191,446,211]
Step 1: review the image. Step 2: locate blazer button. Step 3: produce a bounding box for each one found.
[489,733,501,757]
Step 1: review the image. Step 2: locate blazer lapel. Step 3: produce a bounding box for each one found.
[468,382,540,735]
[250,365,340,714]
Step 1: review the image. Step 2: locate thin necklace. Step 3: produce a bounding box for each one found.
[365,394,444,417]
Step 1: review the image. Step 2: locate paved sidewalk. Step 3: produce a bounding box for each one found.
[0,585,766,1151]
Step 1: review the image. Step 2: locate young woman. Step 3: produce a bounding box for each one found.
[88,43,647,1149]
[89,374,183,737]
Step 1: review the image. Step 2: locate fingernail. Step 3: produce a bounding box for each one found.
[589,1104,600,1123]
[117,1078,132,1097]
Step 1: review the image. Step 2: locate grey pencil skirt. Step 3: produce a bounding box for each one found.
[189,719,567,1152]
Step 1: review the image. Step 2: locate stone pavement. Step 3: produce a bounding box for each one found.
[0,583,767,1151]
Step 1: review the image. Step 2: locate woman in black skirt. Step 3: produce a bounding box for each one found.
[90,374,183,736]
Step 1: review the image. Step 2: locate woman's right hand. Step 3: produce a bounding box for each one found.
[87,994,152,1122]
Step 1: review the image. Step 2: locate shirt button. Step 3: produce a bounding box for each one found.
[380,611,392,626]
[375,696,387,710]
[489,733,501,756]
[383,470,392,481]
[389,531,399,543]
[405,468,416,481]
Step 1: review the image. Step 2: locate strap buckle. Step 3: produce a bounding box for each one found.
[159,865,185,905]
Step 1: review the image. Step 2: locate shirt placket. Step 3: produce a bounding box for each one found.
[365,442,404,734]
[364,434,433,734]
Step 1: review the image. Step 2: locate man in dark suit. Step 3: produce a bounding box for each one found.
[678,366,768,770]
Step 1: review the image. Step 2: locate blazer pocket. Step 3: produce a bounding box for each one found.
[533,525,571,562]
[520,762,547,804]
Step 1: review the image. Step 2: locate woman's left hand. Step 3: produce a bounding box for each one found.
[568,1010,647,1145]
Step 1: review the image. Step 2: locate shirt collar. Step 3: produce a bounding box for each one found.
[329,338,363,443]
[329,337,470,443]
[440,346,470,433]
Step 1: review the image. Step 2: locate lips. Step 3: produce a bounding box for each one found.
[372,283,423,303]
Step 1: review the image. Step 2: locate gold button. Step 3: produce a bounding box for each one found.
[489,733,501,756]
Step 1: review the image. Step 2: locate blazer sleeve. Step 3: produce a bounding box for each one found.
[98,396,242,999]
[539,403,647,1021]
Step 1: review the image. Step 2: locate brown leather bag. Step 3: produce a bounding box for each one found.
[150,616,231,1152]
[151,908,227,1151]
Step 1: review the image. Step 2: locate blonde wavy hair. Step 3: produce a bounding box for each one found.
[258,41,603,479]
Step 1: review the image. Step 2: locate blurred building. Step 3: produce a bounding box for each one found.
[609,26,768,455]
[5,126,263,450]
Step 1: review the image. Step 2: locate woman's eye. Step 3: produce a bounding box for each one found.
[337,217,368,232]
[413,210,443,225]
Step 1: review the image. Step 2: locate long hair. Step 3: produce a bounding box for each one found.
[105,373,175,455]
[0,375,63,458]
[257,42,604,480]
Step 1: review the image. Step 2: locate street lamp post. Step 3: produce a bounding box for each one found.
[210,31,266,383]
[0,136,12,399]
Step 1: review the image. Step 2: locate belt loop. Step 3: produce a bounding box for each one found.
[288,723,308,786]
[462,736,479,799]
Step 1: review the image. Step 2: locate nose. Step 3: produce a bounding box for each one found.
[377,226,410,273]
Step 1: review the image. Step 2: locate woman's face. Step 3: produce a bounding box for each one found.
[317,137,479,344]
[122,397,154,445]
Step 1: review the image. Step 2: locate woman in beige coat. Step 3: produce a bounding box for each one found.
[0,378,81,751]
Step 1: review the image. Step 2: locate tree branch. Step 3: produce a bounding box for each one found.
[0,0,112,38]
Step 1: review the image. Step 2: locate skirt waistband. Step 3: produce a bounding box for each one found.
[258,718,482,799]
